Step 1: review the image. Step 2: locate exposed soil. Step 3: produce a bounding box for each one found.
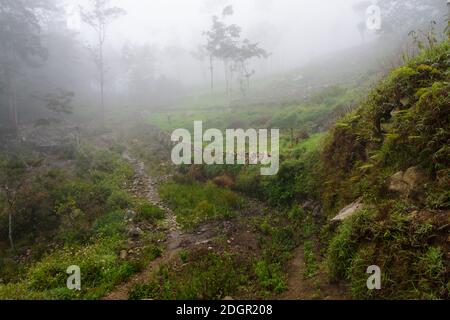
[278,245,349,300]
[103,152,230,300]
[104,150,348,300]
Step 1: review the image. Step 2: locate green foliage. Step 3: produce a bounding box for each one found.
[159,181,242,229]
[327,209,376,280]
[327,204,449,299]
[129,250,252,300]
[0,236,136,300]
[107,190,132,210]
[136,202,165,222]
[319,42,450,299]
[303,241,318,278]
[91,211,125,238]
[254,260,287,294]
[0,147,149,299]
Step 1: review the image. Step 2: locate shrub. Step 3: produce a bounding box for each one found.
[254,260,287,294]
[129,250,251,300]
[107,190,132,210]
[159,182,241,229]
[137,203,165,222]
[212,175,234,189]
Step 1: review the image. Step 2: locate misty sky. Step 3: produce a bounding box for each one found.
[67,0,366,72]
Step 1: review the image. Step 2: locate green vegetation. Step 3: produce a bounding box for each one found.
[129,249,253,300]
[159,181,242,230]
[321,40,450,299]
[137,41,449,300]
[136,203,165,223]
[0,147,162,299]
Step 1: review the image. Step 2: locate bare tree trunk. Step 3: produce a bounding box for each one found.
[224,60,229,98]
[209,55,214,93]
[99,44,105,127]
[7,77,18,134]
[8,212,14,251]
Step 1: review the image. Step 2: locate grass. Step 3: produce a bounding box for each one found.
[303,241,318,279]
[129,248,253,300]
[159,181,243,230]
[320,41,450,299]
[0,147,162,300]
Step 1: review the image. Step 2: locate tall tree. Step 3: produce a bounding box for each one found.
[233,39,268,97]
[0,157,27,251]
[204,5,267,98]
[81,0,125,124]
[204,6,241,94]
[0,0,52,133]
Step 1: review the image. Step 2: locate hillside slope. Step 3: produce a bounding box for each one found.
[320,40,449,299]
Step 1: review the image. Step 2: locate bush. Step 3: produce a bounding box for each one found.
[327,209,375,280]
[22,236,136,299]
[159,182,241,229]
[254,260,287,294]
[137,203,165,222]
[107,190,132,210]
[129,250,251,300]
[212,175,234,189]
[92,211,125,237]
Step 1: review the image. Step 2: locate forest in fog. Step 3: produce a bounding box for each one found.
[0,0,449,302]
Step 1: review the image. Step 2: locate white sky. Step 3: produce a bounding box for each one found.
[68,0,364,53]
[65,0,368,82]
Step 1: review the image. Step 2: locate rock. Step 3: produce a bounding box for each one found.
[388,171,409,194]
[301,200,323,218]
[195,239,211,246]
[387,166,429,196]
[124,209,137,221]
[403,166,428,189]
[331,197,365,223]
[127,226,143,238]
[120,250,128,259]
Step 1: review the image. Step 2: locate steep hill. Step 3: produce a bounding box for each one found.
[320,40,449,299]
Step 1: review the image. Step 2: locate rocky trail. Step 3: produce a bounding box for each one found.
[103,152,219,300]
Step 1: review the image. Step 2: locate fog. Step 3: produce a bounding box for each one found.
[1,0,447,129]
[67,0,365,84]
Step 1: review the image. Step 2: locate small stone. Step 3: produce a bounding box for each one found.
[124,209,137,221]
[120,250,128,259]
[331,197,365,223]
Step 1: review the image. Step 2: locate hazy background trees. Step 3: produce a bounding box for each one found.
[203,5,268,98]
[0,0,54,133]
[80,0,126,125]
[0,0,447,134]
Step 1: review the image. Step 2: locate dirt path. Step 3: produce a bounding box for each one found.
[104,151,348,300]
[103,152,216,300]
[279,245,349,300]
